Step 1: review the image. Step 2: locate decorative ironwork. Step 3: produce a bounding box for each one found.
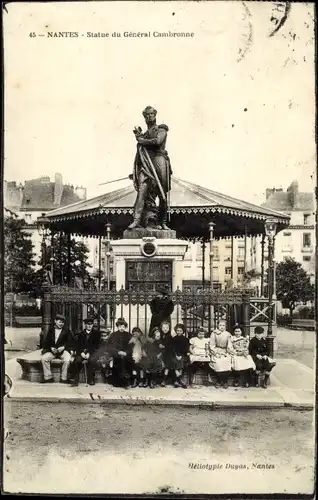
[42,285,253,337]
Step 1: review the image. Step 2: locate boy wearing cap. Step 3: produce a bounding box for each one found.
[41,313,74,383]
[249,326,276,389]
[69,317,102,386]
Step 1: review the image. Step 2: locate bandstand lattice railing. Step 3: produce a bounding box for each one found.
[40,286,273,338]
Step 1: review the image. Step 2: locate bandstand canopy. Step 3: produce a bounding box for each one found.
[38,177,290,240]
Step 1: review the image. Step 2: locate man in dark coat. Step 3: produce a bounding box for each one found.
[69,317,102,386]
[149,286,174,333]
[41,313,74,384]
[107,318,132,388]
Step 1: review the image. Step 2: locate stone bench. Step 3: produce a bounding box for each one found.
[16,351,264,386]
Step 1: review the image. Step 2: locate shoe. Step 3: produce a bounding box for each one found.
[174,381,181,388]
[262,375,269,389]
[214,382,221,388]
[223,381,228,389]
[131,378,138,388]
[149,379,156,389]
[88,380,95,386]
[138,380,145,387]
[233,380,239,387]
[244,381,250,388]
[71,381,79,387]
[142,379,149,388]
[179,380,187,389]
[160,380,166,387]
[42,378,54,384]
[60,380,69,384]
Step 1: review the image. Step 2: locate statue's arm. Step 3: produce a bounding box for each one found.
[137,128,167,146]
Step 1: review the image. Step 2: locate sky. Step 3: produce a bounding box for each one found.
[4,1,315,205]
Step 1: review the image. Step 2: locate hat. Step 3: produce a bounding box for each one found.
[254,326,264,335]
[54,313,65,322]
[83,317,94,324]
[116,317,128,327]
[198,326,208,333]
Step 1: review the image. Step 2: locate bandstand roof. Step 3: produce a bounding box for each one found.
[39,177,290,240]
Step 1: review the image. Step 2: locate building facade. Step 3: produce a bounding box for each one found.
[4,174,87,268]
[246,181,315,286]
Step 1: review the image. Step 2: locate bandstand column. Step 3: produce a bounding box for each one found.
[201,240,206,290]
[67,233,71,286]
[260,233,265,297]
[264,218,278,358]
[208,222,215,291]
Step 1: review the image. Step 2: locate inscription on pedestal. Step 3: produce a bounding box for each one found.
[126,260,172,292]
[123,228,176,239]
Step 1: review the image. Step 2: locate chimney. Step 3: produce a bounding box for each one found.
[75,186,87,200]
[265,188,275,199]
[287,181,298,208]
[53,173,63,207]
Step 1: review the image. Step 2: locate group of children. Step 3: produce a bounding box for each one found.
[40,313,276,389]
[92,319,276,390]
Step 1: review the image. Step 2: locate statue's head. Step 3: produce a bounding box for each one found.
[142,106,157,124]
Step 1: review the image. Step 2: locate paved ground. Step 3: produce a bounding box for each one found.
[3,402,314,495]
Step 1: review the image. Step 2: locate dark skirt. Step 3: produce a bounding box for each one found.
[140,355,164,373]
[253,356,276,373]
[111,356,133,386]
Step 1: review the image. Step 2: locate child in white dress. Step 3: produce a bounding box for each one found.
[209,320,234,389]
[231,324,255,387]
[189,326,213,386]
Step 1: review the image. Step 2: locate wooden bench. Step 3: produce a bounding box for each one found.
[290,319,315,331]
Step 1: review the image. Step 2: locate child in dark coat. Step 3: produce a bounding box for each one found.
[170,323,189,388]
[129,327,146,388]
[249,326,276,388]
[140,328,165,388]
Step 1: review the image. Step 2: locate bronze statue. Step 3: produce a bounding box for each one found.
[128,106,172,230]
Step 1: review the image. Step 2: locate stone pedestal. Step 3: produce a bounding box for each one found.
[111,236,188,334]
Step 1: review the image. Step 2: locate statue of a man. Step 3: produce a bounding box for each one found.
[128,106,172,230]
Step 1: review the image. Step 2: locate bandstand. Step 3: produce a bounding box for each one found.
[37,177,290,356]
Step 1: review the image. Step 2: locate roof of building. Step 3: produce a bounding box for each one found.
[262,185,314,212]
[40,177,290,240]
[17,178,83,211]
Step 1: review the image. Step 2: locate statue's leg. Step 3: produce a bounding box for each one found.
[156,157,170,230]
[128,175,148,229]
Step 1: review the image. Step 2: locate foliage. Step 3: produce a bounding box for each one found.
[276,258,314,316]
[4,216,36,293]
[293,306,315,320]
[37,233,92,288]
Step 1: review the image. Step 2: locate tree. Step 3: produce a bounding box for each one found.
[4,216,36,293]
[37,234,92,288]
[276,258,314,316]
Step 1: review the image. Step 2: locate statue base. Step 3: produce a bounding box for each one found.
[123,228,176,239]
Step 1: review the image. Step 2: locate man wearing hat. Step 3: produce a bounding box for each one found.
[248,326,276,389]
[106,318,133,388]
[69,317,102,386]
[41,313,74,383]
[149,286,174,332]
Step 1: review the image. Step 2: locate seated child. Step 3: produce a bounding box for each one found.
[129,327,146,388]
[249,326,276,389]
[231,324,255,388]
[90,324,113,382]
[140,328,165,388]
[171,323,189,388]
[209,320,233,389]
[188,326,213,386]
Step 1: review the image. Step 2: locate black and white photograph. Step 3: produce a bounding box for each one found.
[2,0,316,495]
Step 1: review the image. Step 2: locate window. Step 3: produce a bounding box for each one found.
[303,214,310,226]
[303,256,311,262]
[225,267,231,275]
[213,245,219,259]
[212,266,219,280]
[238,267,245,276]
[237,247,245,260]
[303,233,311,248]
